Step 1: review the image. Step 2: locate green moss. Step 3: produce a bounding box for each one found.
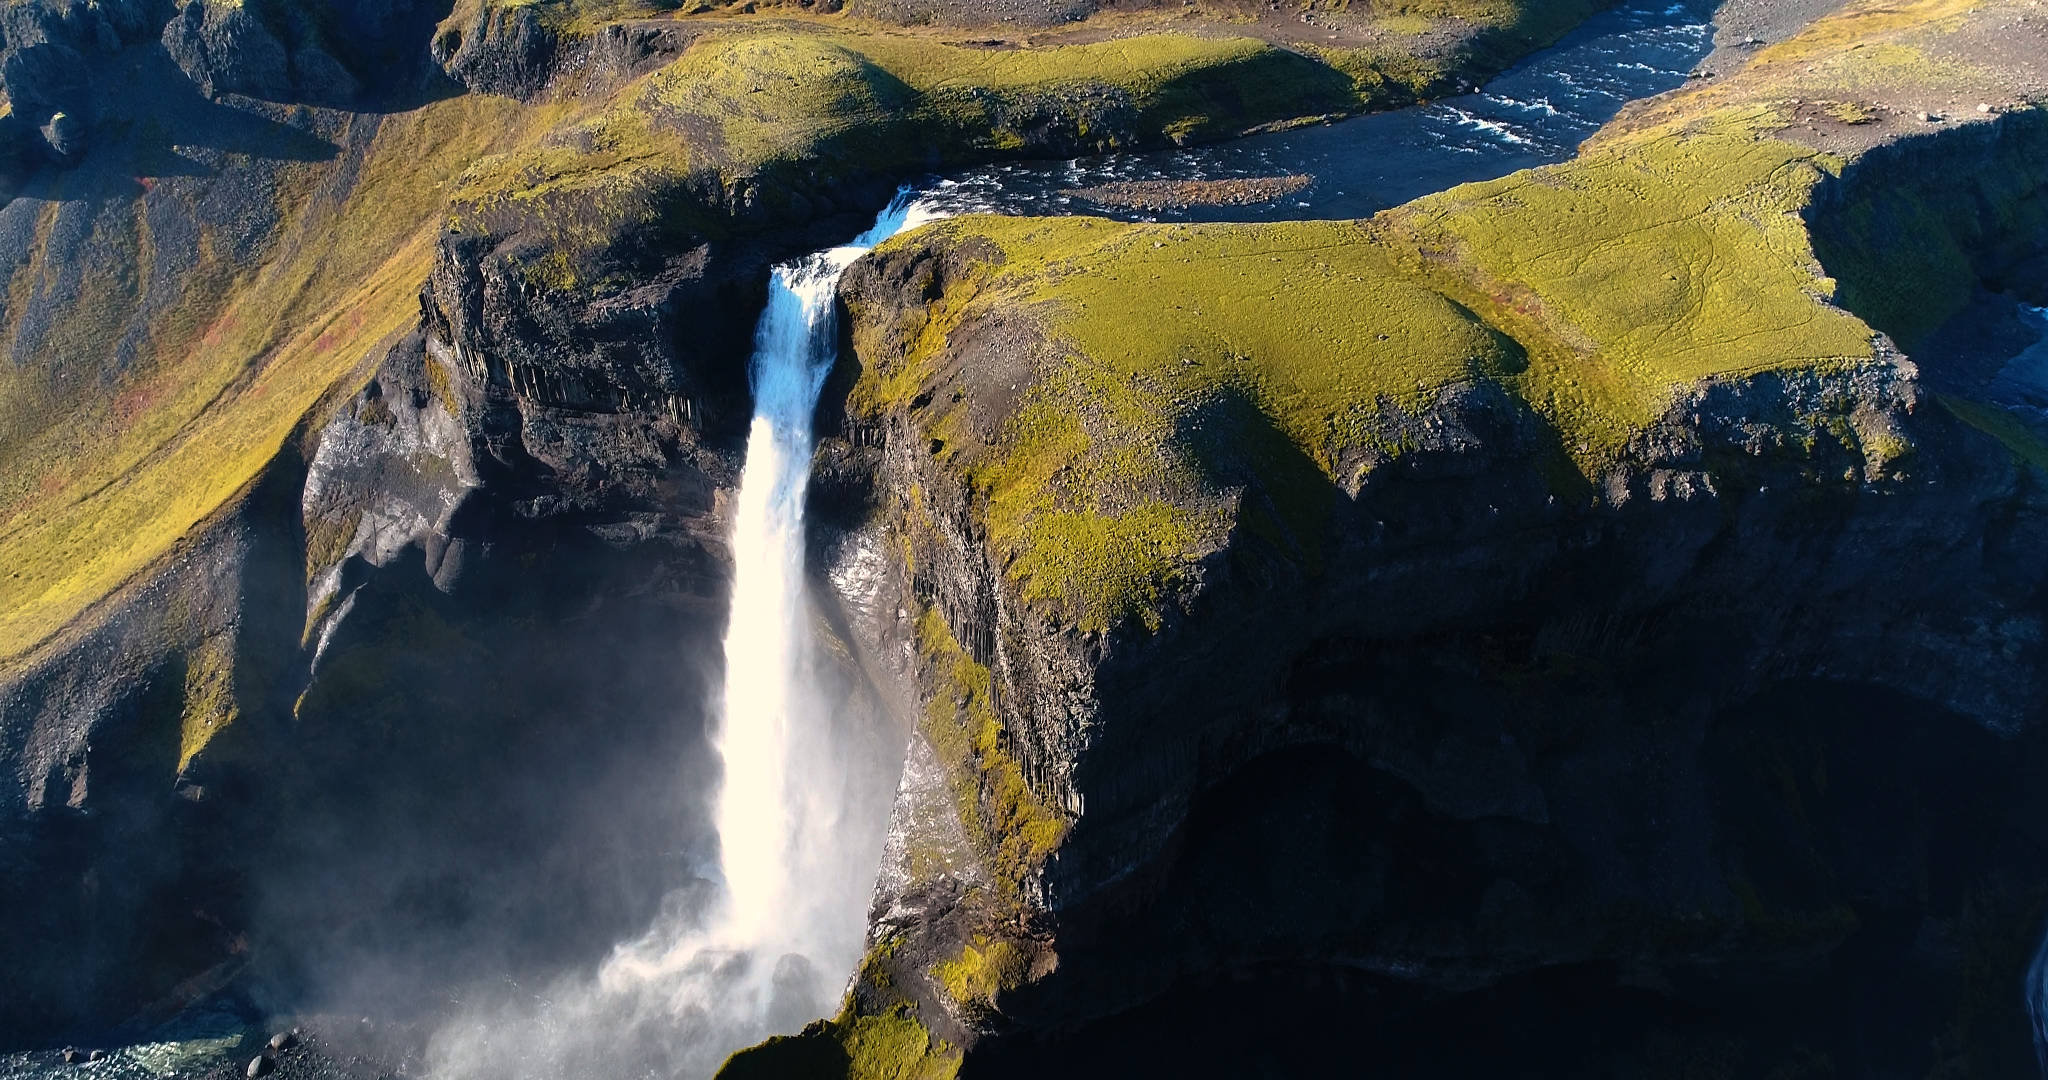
[178,635,239,772]
[840,1013,960,1080]
[913,606,1066,903]
[1306,42,1450,104]
[644,34,917,173]
[1387,107,1878,460]
[931,936,1025,1011]
[713,1008,960,1080]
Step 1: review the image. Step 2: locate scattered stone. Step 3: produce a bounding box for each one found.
[248,1054,275,1078]
[86,1051,104,1062]
[1979,102,1994,112]
[1065,174,1313,211]
[59,1048,80,1064]
[268,1030,301,1053]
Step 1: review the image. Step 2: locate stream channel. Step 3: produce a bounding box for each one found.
[910,0,1714,223]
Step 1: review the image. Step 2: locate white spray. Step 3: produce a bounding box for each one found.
[426,191,935,1080]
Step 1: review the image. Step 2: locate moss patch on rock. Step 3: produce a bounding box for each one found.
[931,935,1025,1012]
[913,606,1065,898]
[178,634,241,773]
[713,1007,961,1080]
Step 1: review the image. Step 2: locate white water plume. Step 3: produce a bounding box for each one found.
[425,191,938,1080]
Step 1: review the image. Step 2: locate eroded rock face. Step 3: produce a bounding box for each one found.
[826,157,2048,1070]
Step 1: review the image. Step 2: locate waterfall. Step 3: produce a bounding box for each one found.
[713,190,927,950]
[425,191,934,1080]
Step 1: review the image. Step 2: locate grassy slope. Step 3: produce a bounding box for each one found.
[849,121,1874,633]
[1386,108,1875,452]
[444,26,1382,268]
[0,96,569,666]
[853,215,1518,630]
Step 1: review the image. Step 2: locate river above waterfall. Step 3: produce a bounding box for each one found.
[910,0,1713,224]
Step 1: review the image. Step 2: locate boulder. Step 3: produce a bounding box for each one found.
[0,41,89,120]
[162,0,290,100]
[38,109,84,158]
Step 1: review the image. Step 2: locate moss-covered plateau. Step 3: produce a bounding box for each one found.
[849,0,2045,638]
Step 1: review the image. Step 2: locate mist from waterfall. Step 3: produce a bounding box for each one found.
[423,191,934,1080]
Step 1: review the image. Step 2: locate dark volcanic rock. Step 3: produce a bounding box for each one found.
[38,110,86,158]
[430,0,554,98]
[163,0,292,99]
[2,41,93,120]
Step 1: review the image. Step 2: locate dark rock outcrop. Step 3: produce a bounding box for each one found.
[162,0,293,100]
[2,42,94,122]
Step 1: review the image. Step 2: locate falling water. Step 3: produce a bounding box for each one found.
[713,190,929,950]
[423,191,933,1080]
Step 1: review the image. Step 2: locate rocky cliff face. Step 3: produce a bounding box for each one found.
[775,53,2048,1079]
[834,242,2048,1062]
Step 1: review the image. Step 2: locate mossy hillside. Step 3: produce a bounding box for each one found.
[849,102,1941,632]
[1321,0,1609,89]
[443,28,1378,291]
[1382,108,1879,459]
[448,27,1375,248]
[713,1007,961,1080]
[0,96,562,667]
[846,33,1359,147]
[1580,0,2048,354]
[853,214,1516,632]
[1595,0,1991,142]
